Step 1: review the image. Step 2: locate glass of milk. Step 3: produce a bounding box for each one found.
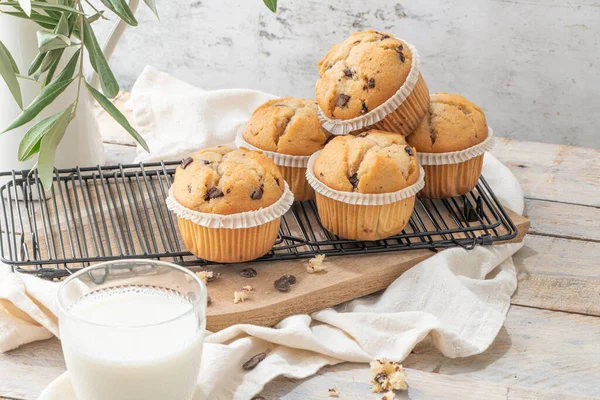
[57,260,207,400]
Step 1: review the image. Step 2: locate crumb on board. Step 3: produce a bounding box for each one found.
[195,270,214,283]
[307,254,327,273]
[370,359,407,393]
[381,391,396,400]
[242,285,254,292]
[328,387,340,397]
[233,290,249,304]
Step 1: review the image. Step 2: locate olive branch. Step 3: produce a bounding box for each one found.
[0,0,277,190]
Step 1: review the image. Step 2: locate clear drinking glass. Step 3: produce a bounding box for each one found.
[57,260,207,400]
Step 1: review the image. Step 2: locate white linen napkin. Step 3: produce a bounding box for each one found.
[0,66,525,400]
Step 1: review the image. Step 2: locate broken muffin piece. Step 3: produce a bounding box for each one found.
[307,254,327,273]
[370,359,407,393]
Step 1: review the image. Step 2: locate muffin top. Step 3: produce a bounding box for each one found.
[173,146,285,215]
[406,93,488,153]
[316,30,412,120]
[313,130,419,194]
[243,97,329,156]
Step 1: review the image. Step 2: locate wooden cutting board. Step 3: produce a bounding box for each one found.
[197,208,529,331]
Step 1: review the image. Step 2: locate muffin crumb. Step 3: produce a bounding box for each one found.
[195,270,214,283]
[381,391,396,400]
[233,290,249,304]
[307,254,327,274]
[242,285,254,292]
[328,387,340,397]
[370,360,407,393]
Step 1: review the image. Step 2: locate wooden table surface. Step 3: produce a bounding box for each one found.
[1,96,599,399]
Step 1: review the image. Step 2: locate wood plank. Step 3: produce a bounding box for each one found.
[512,235,600,316]
[525,198,600,242]
[262,364,594,400]
[401,306,600,397]
[492,138,600,207]
[3,306,599,400]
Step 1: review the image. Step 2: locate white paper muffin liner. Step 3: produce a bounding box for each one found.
[166,182,294,229]
[235,124,312,168]
[417,126,495,166]
[305,151,425,206]
[317,39,421,136]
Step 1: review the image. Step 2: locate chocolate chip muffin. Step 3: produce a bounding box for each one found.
[242,97,328,156]
[239,97,329,201]
[173,146,285,215]
[314,130,419,194]
[169,146,293,263]
[406,93,493,198]
[315,30,430,136]
[406,92,488,153]
[308,130,423,241]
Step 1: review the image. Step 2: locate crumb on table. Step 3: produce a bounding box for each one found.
[307,254,327,273]
[381,391,396,400]
[242,285,254,292]
[195,270,214,283]
[328,387,340,397]
[233,290,249,304]
[370,359,407,393]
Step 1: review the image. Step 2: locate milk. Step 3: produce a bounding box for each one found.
[60,286,204,400]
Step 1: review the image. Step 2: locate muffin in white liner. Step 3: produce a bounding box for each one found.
[236,124,317,201]
[167,182,293,263]
[306,150,425,241]
[316,34,429,137]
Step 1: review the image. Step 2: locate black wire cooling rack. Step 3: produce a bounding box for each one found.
[0,161,518,279]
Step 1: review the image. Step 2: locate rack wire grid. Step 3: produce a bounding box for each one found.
[0,161,518,279]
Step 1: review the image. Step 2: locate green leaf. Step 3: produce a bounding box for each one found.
[37,31,70,53]
[37,104,73,190]
[43,48,79,87]
[28,52,46,76]
[18,112,61,161]
[85,81,149,152]
[82,18,119,98]
[0,40,19,74]
[39,48,64,73]
[17,0,31,16]
[103,0,137,26]
[262,0,277,13]
[55,13,69,36]
[0,40,23,109]
[143,0,158,19]
[87,11,105,24]
[2,77,74,133]
[0,1,85,14]
[1,10,58,30]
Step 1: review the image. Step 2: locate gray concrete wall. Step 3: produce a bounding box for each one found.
[94,0,600,148]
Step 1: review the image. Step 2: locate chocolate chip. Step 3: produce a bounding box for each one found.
[361,102,368,114]
[319,173,324,177]
[274,278,291,292]
[243,352,267,370]
[280,274,296,285]
[207,296,212,306]
[336,94,350,108]
[240,268,257,278]
[374,372,388,384]
[181,157,193,169]
[348,173,359,189]
[187,184,192,193]
[226,188,231,194]
[200,160,211,165]
[250,184,264,200]
[368,78,376,88]
[362,85,368,91]
[380,34,390,40]
[343,68,353,78]
[204,187,224,201]
[405,146,414,156]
